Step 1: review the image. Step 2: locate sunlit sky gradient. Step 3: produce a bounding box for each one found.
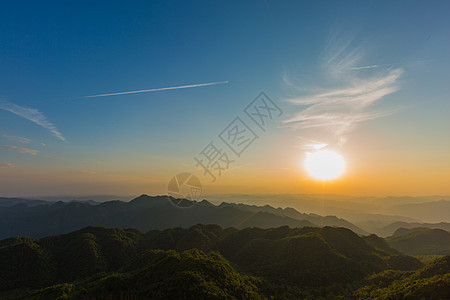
[1,1,449,197]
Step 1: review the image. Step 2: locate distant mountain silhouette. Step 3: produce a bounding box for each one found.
[375,221,450,237]
[205,193,450,224]
[392,227,433,236]
[387,228,450,255]
[387,200,450,223]
[27,195,133,203]
[0,195,322,239]
[217,201,368,235]
[353,214,419,233]
[0,197,51,207]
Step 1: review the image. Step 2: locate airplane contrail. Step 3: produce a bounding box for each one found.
[82,81,229,98]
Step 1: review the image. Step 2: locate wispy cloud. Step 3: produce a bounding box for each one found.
[284,30,403,145]
[82,81,229,98]
[0,100,65,141]
[2,134,31,144]
[2,145,38,155]
[285,69,402,135]
[295,137,328,151]
[349,63,396,70]
[0,163,15,168]
[349,65,380,70]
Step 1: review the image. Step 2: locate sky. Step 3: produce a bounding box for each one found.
[0,1,449,197]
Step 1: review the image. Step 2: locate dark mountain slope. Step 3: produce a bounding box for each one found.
[362,234,401,255]
[387,228,450,255]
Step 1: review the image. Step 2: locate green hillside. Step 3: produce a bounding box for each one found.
[354,255,450,299]
[6,249,262,299]
[387,228,450,255]
[0,225,431,299]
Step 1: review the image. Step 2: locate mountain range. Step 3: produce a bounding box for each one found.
[205,194,450,223]
[0,195,370,239]
[1,194,449,298]
[1,224,435,299]
[374,221,450,237]
[2,195,450,242]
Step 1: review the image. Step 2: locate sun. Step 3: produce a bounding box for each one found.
[304,150,346,181]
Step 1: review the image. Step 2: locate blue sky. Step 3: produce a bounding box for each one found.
[0,1,449,196]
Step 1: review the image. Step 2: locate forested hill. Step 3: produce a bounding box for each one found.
[386,228,450,255]
[0,224,437,299]
[0,194,367,239]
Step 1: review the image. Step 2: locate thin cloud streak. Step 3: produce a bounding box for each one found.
[350,63,395,70]
[2,145,38,155]
[0,100,65,141]
[83,81,229,98]
[350,65,380,70]
[284,30,403,144]
[2,134,31,144]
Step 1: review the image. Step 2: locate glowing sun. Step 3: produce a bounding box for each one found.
[304,150,346,181]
